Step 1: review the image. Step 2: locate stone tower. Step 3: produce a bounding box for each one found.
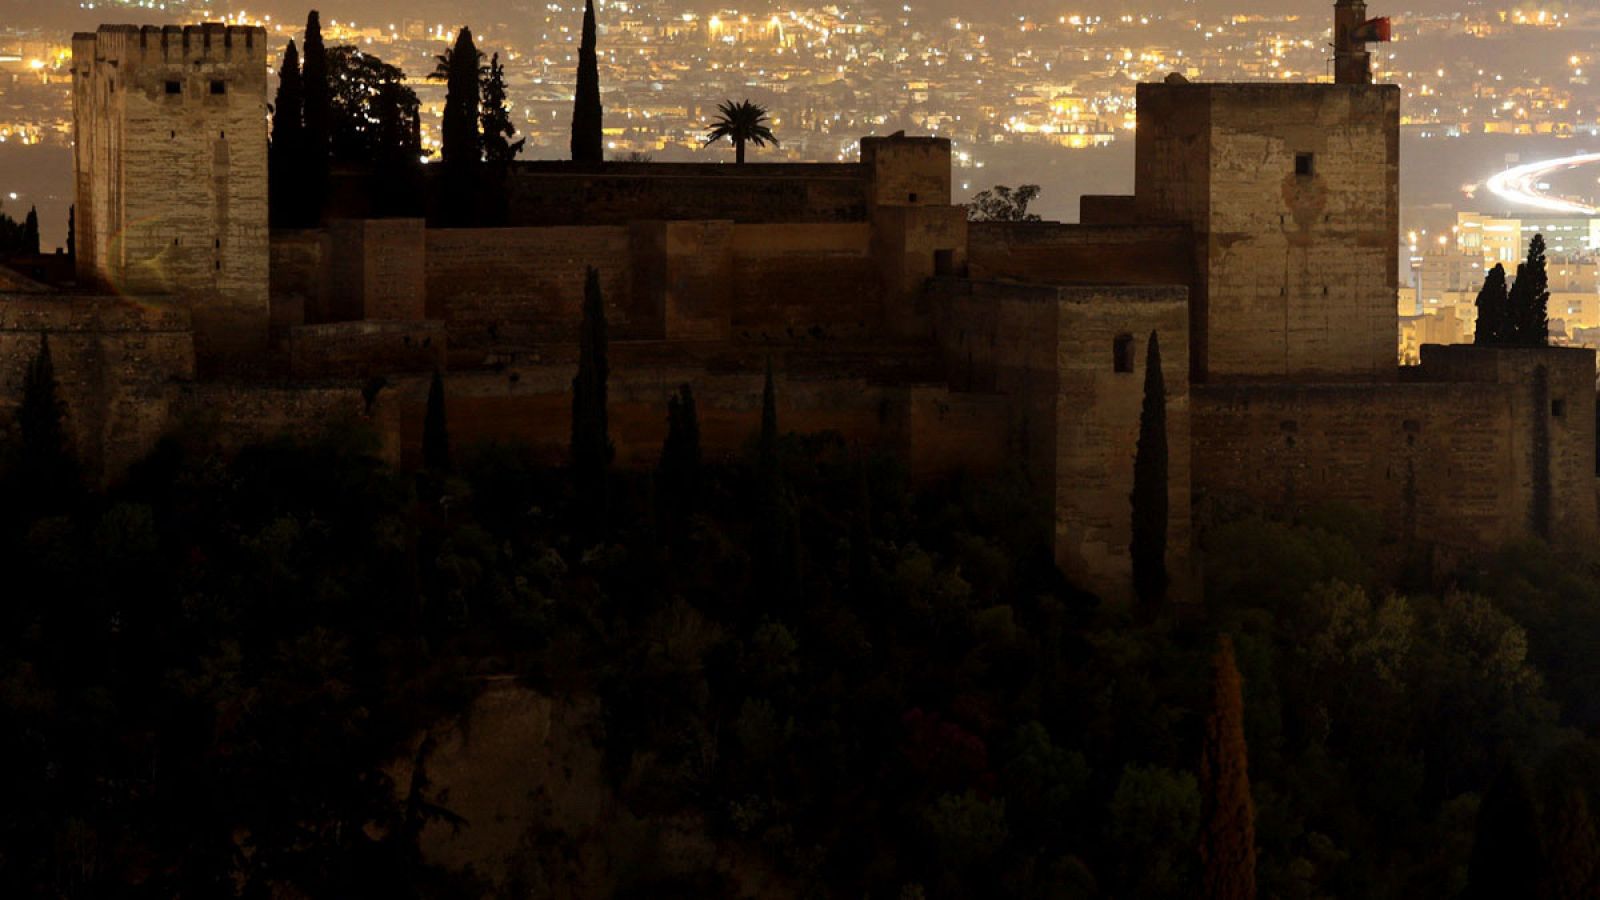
[72,25,269,369]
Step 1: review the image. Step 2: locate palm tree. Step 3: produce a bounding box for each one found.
[428,42,485,82]
[704,99,778,164]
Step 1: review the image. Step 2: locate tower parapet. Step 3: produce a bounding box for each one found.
[72,24,270,372]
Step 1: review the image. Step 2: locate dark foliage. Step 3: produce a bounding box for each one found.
[300,11,331,219]
[704,99,777,164]
[440,28,483,226]
[1474,263,1510,346]
[658,383,701,530]
[967,184,1043,222]
[571,0,604,162]
[1508,234,1550,346]
[571,268,612,537]
[1132,331,1168,607]
[66,204,74,262]
[1200,635,1256,900]
[1467,763,1545,899]
[423,369,451,474]
[0,203,39,257]
[269,40,304,227]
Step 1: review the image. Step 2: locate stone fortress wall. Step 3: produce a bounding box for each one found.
[0,22,1593,603]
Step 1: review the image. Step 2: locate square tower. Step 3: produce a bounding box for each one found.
[1132,82,1400,382]
[72,25,269,367]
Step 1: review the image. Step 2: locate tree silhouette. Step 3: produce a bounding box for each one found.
[1544,787,1598,900]
[1131,331,1168,607]
[269,40,304,227]
[572,268,613,535]
[967,184,1043,222]
[571,0,604,162]
[658,383,701,528]
[301,11,331,220]
[441,28,483,226]
[1467,762,1545,899]
[1508,234,1549,346]
[1199,634,1256,900]
[752,358,795,599]
[65,204,74,262]
[705,99,778,164]
[480,53,524,164]
[423,369,450,474]
[428,42,484,83]
[1473,263,1510,346]
[13,334,78,506]
[22,207,38,255]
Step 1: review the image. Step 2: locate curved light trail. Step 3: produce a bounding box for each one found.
[1485,152,1600,215]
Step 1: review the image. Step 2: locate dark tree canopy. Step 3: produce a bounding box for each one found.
[967,184,1044,222]
[269,40,305,227]
[1508,234,1550,347]
[300,10,331,208]
[325,46,421,168]
[441,28,483,167]
[1467,763,1545,899]
[1474,263,1510,346]
[704,99,778,164]
[658,383,701,527]
[480,52,524,165]
[1131,331,1168,607]
[572,267,612,534]
[571,0,604,162]
[423,369,450,474]
[1200,635,1256,900]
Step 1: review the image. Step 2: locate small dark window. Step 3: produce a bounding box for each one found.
[1553,398,1567,418]
[908,192,919,203]
[215,261,221,271]
[934,248,955,275]
[1113,333,1135,373]
[210,79,225,95]
[172,238,179,246]
[165,80,181,94]
[1295,152,1314,176]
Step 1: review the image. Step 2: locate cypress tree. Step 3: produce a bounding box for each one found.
[658,383,701,526]
[572,267,612,533]
[570,0,604,162]
[1467,763,1546,899]
[1544,787,1598,900]
[441,28,482,226]
[1509,234,1549,346]
[1200,634,1256,900]
[1473,263,1510,346]
[269,40,304,228]
[22,206,38,255]
[480,52,523,164]
[1130,330,1168,607]
[66,204,74,262]
[14,334,77,503]
[422,369,450,473]
[752,358,794,598]
[301,12,330,222]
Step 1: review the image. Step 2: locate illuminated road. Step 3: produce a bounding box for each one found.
[1485,152,1600,214]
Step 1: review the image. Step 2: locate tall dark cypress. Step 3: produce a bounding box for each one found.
[752,358,794,598]
[422,369,451,473]
[1130,330,1168,607]
[22,207,38,255]
[658,383,701,526]
[441,28,482,226]
[65,205,74,263]
[1467,763,1546,899]
[570,0,604,162]
[572,267,612,532]
[1473,263,1510,346]
[301,12,330,223]
[15,334,76,503]
[1200,635,1256,900]
[1509,234,1549,346]
[269,40,304,228]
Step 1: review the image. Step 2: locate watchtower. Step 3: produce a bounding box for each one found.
[72,24,269,369]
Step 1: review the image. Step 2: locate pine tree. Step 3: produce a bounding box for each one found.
[658,383,701,527]
[1200,634,1256,900]
[1130,331,1168,607]
[1508,234,1549,346]
[1467,763,1546,899]
[1473,263,1510,346]
[422,369,450,473]
[1544,787,1598,900]
[441,28,483,226]
[270,40,304,227]
[301,12,331,222]
[570,0,604,162]
[22,206,38,255]
[480,52,524,164]
[572,267,612,534]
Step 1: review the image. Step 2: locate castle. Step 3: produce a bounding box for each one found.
[0,11,1593,603]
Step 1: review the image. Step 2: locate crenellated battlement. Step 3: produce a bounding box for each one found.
[73,24,265,68]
